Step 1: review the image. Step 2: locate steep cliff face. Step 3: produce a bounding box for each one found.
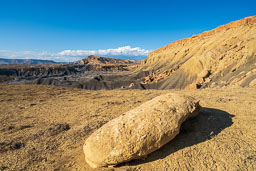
[140,16,256,89]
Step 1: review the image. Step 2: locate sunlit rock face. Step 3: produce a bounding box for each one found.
[83,93,200,168]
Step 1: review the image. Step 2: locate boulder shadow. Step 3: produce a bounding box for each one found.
[126,107,234,166]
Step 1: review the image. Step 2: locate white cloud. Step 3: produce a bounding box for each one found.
[0,46,151,62]
[58,46,150,57]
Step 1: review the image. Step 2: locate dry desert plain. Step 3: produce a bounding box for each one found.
[0,84,256,170]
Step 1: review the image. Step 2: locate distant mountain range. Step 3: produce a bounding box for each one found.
[0,58,58,65]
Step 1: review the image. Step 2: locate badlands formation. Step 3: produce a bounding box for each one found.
[140,16,256,89]
[1,16,256,90]
[0,16,256,170]
[0,16,255,90]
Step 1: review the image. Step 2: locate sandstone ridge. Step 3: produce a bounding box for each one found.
[140,16,256,89]
[148,16,256,56]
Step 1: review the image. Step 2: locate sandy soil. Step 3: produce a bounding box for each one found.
[0,84,255,170]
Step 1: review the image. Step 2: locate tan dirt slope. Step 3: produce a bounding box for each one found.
[0,84,255,170]
[140,16,256,89]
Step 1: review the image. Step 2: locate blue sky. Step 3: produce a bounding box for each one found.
[0,0,255,62]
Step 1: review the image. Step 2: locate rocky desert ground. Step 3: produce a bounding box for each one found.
[0,84,255,170]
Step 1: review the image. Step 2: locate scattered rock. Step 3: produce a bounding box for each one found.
[47,123,70,136]
[12,142,25,150]
[19,125,32,130]
[2,125,32,132]
[0,141,25,153]
[198,70,211,80]
[8,126,15,130]
[144,76,153,83]
[83,93,200,168]
[128,83,135,88]
[249,79,256,87]
[0,166,8,170]
[204,77,211,83]
[142,70,173,84]
[185,83,201,90]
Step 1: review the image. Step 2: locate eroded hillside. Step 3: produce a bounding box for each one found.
[139,16,256,89]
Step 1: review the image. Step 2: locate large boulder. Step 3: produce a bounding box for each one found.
[83,93,201,168]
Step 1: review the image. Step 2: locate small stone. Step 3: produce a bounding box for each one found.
[128,83,135,88]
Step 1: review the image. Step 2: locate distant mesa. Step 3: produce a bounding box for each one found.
[78,55,140,65]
